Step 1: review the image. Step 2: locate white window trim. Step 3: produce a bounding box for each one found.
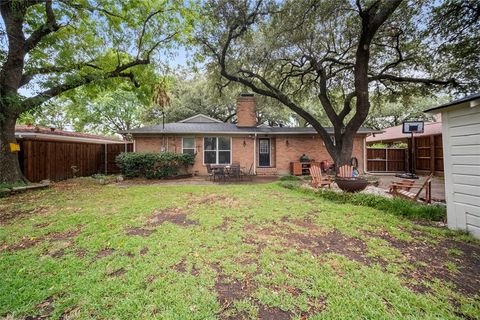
[181,137,196,154]
[202,136,232,165]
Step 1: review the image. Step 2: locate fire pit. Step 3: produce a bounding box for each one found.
[335,177,368,193]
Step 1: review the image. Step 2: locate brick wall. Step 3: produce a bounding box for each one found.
[133,134,366,176]
[236,95,257,127]
[274,135,365,175]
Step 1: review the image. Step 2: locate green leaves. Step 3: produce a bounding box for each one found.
[115,152,195,179]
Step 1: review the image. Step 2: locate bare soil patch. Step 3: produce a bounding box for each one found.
[257,305,292,320]
[140,247,149,256]
[93,248,115,261]
[0,206,52,225]
[147,207,198,227]
[108,268,126,277]
[370,230,480,295]
[25,296,55,319]
[190,194,240,208]
[125,227,155,237]
[3,225,82,252]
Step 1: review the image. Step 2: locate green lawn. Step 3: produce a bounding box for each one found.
[0,178,479,319]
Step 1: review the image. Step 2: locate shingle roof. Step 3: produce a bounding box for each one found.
[16,125,126,143]
[424,92,480,113]
[123,122,378,135]
[366,120,442,143]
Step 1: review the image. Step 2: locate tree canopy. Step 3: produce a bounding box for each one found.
[196,0,473,167]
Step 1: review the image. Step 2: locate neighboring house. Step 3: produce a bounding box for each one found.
[15,125,131,182]
[425,93,480,239]
[366,116,444,175]
[124,94,378,176]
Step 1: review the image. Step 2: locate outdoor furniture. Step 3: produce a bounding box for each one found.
[338,164,354,178]
[241,163,255,181]
[206,164,215,180]
[335,164,368,192]
[227,164,242,181]
[389,173,433,203]
[212,166,226,182]
[309,165,333,188]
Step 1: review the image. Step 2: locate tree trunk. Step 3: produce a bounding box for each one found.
[330,131,356,172]
[0,115,24,184]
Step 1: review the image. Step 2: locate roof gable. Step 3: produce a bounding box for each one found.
[179,114,223,123]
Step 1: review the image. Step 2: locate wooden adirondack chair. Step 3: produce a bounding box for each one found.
[389,173,434,203]
[309,165,333,188]
[337,165,354,178]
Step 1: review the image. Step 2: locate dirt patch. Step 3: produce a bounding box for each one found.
[140,247,149,256]
[172,259,187,272]
[125,227,155,237]
[216,273,254,312]
[0,206,52,225]
[257,305,292,320]
[369,230,480,295]
[75,248,87,258]
[108,268,126,277]
[25,296,55,319]
[49,227,82,241]
[34,222,51,228]
[3,225,82,252]
[147,208,197,227]
[93,248,115,260]
[190,194,240,208]
[50,248,66,258]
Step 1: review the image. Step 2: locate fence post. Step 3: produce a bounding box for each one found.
[104,144,107,175]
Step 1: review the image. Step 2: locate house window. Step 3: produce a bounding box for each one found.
[182,137,195,155]
[204,137,231,164]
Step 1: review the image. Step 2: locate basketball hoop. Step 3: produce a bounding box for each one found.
[397,121,425,179]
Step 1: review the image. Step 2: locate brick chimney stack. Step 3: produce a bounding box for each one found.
[236,93,257,127]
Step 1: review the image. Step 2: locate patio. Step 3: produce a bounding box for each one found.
[374,174,446,202]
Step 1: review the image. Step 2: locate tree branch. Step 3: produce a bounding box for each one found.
[368,74,459,86]
[21,58,149,111]
[24,0,61,53]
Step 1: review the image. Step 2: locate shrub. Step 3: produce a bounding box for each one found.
[278,181,446,221]
[279,175,301,181]
[115,152,195,179]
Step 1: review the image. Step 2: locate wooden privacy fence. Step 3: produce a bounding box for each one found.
[18,139,133,182]
[412,134,444,174]
[367,148,407,173]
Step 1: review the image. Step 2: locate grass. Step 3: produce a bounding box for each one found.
[0,178,479,319]
[279,180,447,221]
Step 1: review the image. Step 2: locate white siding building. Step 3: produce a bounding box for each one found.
[426,93,480,239]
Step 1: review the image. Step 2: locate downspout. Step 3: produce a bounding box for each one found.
[253,133,257,174]
[363,135,368,174]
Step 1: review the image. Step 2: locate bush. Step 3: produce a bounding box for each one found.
[115,152,195,179]
[278,181,446,221]
[279,175,301,181]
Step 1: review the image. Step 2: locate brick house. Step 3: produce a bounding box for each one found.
[125,94,377,176]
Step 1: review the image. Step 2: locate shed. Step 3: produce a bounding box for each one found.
[425,93,480,239]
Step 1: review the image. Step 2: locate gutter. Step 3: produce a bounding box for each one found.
[15,132,127,144]
[253,133,257,174]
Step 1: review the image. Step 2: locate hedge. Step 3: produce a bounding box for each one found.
[278,180,446,221]
[115,152,195,179]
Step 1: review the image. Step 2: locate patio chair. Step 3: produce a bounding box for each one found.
[228,164,242,181]
[309,165,333,188]
[389,173,433,203]
[337,165,354,178]
[206,164,214,181]
[241,163,255,181]
[213,166,226,182]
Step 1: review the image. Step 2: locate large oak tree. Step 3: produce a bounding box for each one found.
[198,0,461,168]
[0,0,191,183]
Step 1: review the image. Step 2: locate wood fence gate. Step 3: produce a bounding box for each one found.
[366,148,407,173]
